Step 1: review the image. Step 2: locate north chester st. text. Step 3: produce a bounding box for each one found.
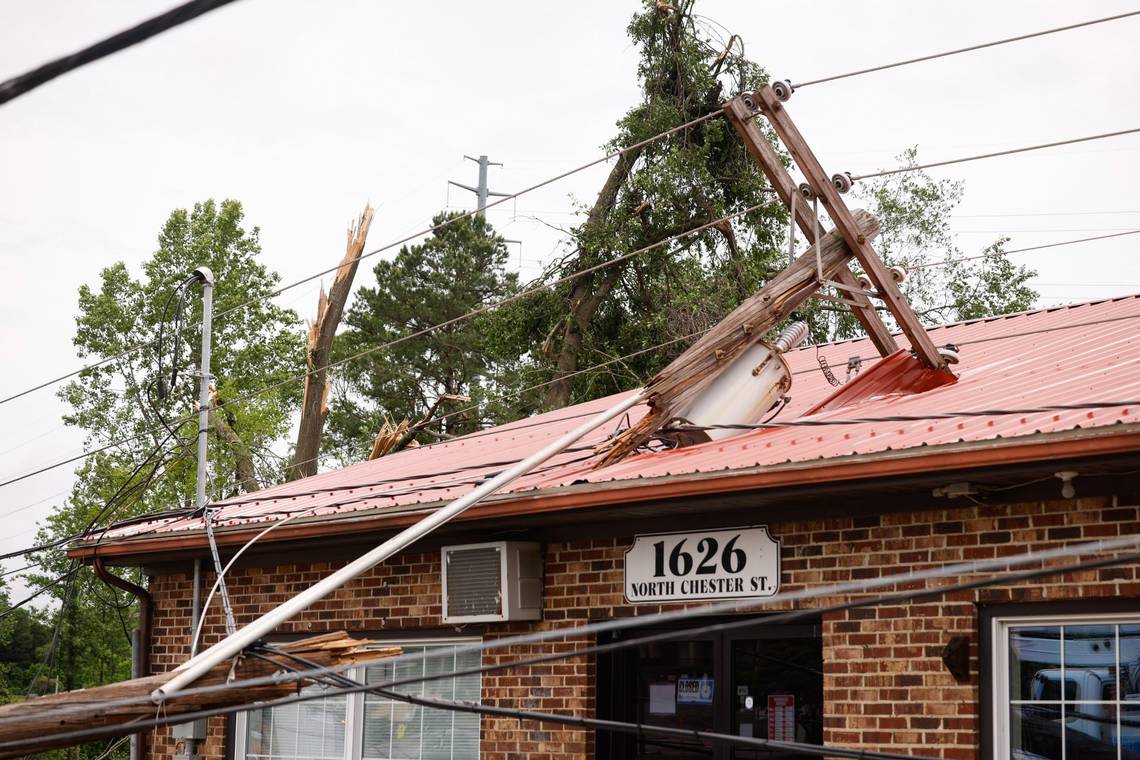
[629,575,773,598]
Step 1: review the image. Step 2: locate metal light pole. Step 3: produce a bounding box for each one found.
[173,266,214,760]
[193,267,213,512]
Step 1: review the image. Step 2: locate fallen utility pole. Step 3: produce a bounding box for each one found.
[596,88,958,463]
[597,209,881,464]
[0,632,396,758]
[160,215,877,702]
[39,88,950,729]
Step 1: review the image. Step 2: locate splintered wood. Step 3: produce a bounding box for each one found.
[369,416,412,459]
[597,210,879,466]
[0,631,399,757]
[291,205,376,481]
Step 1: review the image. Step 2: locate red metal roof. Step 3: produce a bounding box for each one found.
[94,295,1140,543]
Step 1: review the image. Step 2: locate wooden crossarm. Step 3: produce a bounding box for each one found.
[749,86,947,370]
[722,96,898,358]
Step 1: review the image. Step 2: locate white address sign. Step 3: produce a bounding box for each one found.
[624,525,781,603]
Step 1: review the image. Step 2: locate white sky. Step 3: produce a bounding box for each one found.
[2,0,1139,597]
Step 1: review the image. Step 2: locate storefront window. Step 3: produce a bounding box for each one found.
[994,616,1140,760]
[236,639,481,760]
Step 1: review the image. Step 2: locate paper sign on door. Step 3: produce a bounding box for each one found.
[767,694,794,741]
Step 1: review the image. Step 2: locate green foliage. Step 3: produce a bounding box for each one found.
[24,199,303,709]
[490,0,789,410]
[491,6,1037,404]
[327,212,520,459]
[59,198,303,508]
[808,148,1037,342]
[0,581,53,698]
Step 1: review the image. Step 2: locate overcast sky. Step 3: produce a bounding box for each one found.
[2,0,1139,595]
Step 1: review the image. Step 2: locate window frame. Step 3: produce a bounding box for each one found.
[232,635,483,760]
[984,603,1140,760]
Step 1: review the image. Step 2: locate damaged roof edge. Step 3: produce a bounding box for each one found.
[69,423,1140,563]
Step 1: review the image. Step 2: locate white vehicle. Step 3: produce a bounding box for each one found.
[1030,668,1114,743]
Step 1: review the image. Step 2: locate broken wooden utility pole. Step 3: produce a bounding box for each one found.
[0,632,397,757]
[597,85,956,464]
[290,205,375,481]
[598,209,881,465]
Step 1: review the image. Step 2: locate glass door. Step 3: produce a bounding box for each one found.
[596,618,822,760]
[727,629,823,759]
[633,637,719,758]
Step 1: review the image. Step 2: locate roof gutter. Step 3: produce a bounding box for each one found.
[92,558,151,679]
[72,424,1140,562]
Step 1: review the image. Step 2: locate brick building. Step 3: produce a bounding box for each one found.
[74,296,1140,760]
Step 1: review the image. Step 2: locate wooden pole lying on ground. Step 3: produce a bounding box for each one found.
[597,209,880,465]
[0,632,397,757]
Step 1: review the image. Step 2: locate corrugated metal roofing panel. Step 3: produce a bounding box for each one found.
[99,295,1140,540]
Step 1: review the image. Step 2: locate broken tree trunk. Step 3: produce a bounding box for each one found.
[543,148,643,410]
[208,402,258,493]
[0,632,397,757]
[290,205,375,481]
[597,209,879,465]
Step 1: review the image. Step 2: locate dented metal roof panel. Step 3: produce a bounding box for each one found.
[96,295,1140,541]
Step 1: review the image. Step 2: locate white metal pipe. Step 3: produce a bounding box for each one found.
[153,390,645,701]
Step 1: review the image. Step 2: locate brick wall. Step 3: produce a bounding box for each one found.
[145,494,1140,760]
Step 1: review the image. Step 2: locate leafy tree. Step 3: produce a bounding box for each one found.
[0,581,53,699]
[59,198,303,506]
[24,199,303,720]
[808,148,1037,342]
[484,2,1036,411]
[511,0,786,410]
[327,212,520,459]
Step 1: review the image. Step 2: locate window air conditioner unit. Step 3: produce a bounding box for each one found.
[441,541,542,623]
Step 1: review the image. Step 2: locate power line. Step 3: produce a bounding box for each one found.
[0,568,78,621]
[910,229,1140,270]
[0,433,153,490]
[0,562,40,578]
[666,398,1140,433]
[0,197,760,492]
[278,661,928,760]
[0,0,240,106]
[4,219,1135,496]
[0,434,181,564]
[954,209,1140,219]
[791,9,1140,89]
[0,109,724,410]
[10,534,1140,743]
[12,284,1139,506]
[0,111,1127,414]
[850,126,1140,181]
